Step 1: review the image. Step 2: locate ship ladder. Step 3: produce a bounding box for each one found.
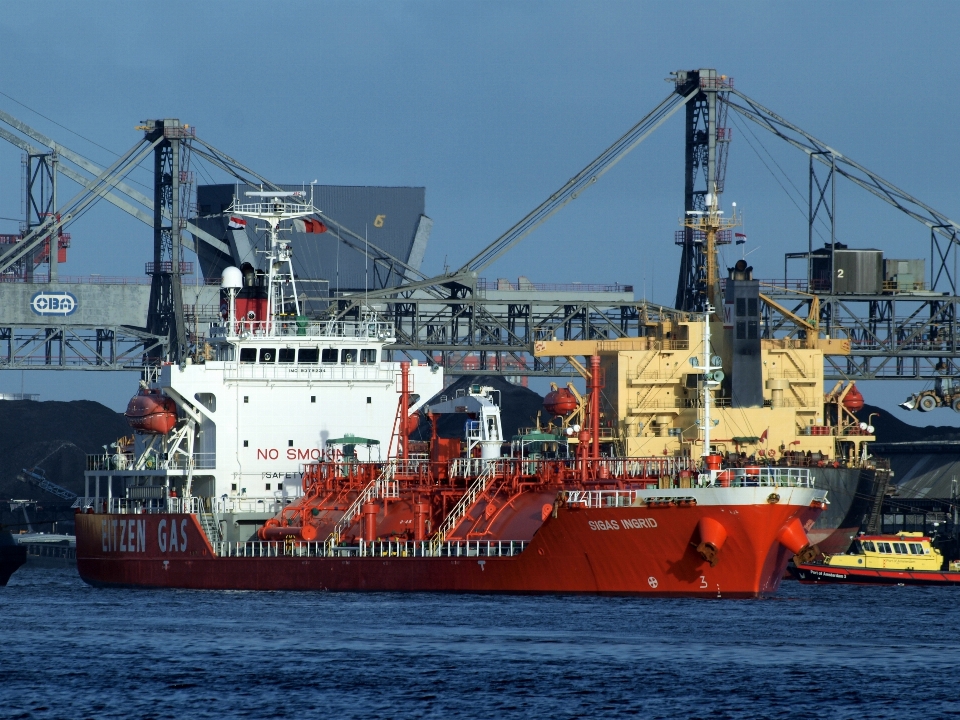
[197,502,222,548]
[429,462,496,556]
[326,462,396,551]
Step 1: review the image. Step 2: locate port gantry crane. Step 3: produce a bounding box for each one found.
[2,69,960,397]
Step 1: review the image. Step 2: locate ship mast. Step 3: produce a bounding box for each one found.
[226,189,318,330]
[681,189,739,320]
[699,304,723,458]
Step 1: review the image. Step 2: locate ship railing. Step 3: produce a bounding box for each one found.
[210,318,394,341]
[212,538,528,559]
[326,462,397,547]
[214,497,281,514]
[447,456,698,480]
[85,452,216,472]
[698,467,815,488]
[564,490,641,508]
[430,463,496,553]
[224,364,396,383]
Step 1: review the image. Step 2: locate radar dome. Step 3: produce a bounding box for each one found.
[221,266,243,289]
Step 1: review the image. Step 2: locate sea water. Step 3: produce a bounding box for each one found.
[2,566,959,720]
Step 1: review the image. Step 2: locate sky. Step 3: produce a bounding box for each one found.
[1,0,959,423]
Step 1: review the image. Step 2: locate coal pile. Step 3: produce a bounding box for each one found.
[0,400,130,501]
[862,403,960,444]
[412,376,546,440]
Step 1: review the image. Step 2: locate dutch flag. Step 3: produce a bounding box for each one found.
[735,232,747,245]
[228,217,247,229]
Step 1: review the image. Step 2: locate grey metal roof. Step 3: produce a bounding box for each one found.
[193,184,430,308]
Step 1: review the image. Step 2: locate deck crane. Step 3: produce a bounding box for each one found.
[328,81,705,318]
[16,443,80,502]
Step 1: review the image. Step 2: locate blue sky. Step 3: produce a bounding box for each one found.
[1,0,959,422]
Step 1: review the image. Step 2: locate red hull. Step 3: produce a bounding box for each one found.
[77,503,820,597]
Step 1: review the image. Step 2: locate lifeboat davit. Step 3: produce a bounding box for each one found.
[124,388,178,435]
[544,387,578,416]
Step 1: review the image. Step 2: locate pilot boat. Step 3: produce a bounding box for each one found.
[791,532,960,585]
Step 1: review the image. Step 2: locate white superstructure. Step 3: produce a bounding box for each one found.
[84,191,443,539]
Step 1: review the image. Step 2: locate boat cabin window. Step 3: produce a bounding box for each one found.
[878,542,893,554]
[322,348,338,364]
[908,543,922,554]
[341,349,357,363]
[278,348,295,364]
[259,348,276,363]
[360,349,377,364]
[240,348,257,363]
[861,541,876,552]
[298,348,319,364]
[893,542,908,554]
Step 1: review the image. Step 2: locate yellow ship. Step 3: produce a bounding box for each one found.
[534,193,887,554]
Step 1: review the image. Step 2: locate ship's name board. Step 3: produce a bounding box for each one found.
[30,290,77,316]
[101,517,147,553]
[588,518,658,531]
[99,517,190,553]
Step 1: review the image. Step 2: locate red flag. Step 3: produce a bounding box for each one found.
[293,218,328,234]
[228,217,246,229]
[759,428,768,443]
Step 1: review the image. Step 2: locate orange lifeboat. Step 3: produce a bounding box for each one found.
[544,387,578,416]
[842,384,864,412]
[124,388,178,435]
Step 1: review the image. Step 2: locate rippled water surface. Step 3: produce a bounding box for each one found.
[3,566,960,719]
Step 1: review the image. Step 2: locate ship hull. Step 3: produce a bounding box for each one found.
[76,498,820,598]
[805,466,879,554]
[790,562,960,586]
[0,545,28,586]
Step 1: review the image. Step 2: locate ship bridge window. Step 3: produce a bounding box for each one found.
[341,349,358,363]
[240,348,257,363]
[861,541,876,552]
[360,349,377,364]
[299,348,319,364]
[259,348,276,363]
[278,348,295,364]
[908,543,922,554]
[893,542,908,554]
[322,348,338,364]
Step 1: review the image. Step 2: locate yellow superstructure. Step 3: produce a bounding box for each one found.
[823,533,944,571]
[534,317,871,463]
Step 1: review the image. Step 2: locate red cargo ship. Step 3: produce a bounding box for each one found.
[77,312,827,598]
